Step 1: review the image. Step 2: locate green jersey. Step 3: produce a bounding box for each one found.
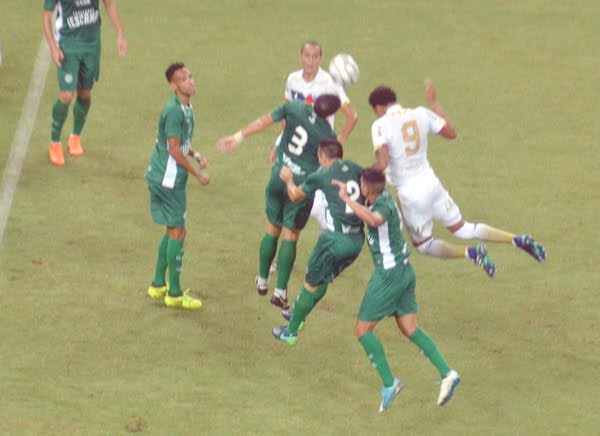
[44,0,102,49]
[366,190,410,269]
[272,100,336,181]
[302,159,364,234]
[145,93,195,189]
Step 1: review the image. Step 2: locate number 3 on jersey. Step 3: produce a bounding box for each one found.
[345,180,360,214]
[288,126,307,156]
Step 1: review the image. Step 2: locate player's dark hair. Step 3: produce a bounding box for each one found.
[360,168,386,194]
[165,62,185,83]
[301,41,322,56]
[314,94,341,119]
[319,139,343,159]
[368,86,397,108]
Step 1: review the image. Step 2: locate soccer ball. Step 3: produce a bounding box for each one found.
[328,53,360,87]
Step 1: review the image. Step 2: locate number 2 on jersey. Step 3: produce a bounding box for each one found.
[345,180,360,214]
[288,126,308,156]
[402,120,420,156]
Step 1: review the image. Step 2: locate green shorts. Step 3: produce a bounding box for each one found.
[264,166,313,230]
[305,231,365,287]
[57,44,101,91]
[148,181,187,228]
[357,262,418,322]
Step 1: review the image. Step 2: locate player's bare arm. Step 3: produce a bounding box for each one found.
[372,145,389,171]
[168,137,209,185]
[337,102,358,144]
[279,166,306,202]
[424,79,457,139]
[217,114,275,153]
[42,11,63,67]
[332,180,384,228]
[188,148,207,169]
[102,0,127,56]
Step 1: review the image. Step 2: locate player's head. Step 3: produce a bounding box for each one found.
[360,168,386,197]
[368,86,397,116]
[318,139,343,166]
[165,62,195,98]
[300,41,322,78]
[314,94,341,119]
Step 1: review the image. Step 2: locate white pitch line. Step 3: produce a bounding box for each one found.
[0,39,51,247]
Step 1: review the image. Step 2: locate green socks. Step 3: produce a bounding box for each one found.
[258,233,278,278]
[409,327,451,378]
[288,285,315,334]
[152,234,169,287]
[167,238,184,297]
[51,99,69,142]
[359,332,395,387]
[276,239,297,290]
[72,96,91,136]
[312,283,328,306]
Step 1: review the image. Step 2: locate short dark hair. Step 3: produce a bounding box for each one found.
[368,86,397,108]
[314,94,341,119]
[360,168,386,194]
[301,41,322,56]
[319,139,343,159]
[165,62,185,83]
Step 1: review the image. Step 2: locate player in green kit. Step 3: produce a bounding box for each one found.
[42,0,127,166]
[218,95,341,310]
[145,63,210,310]
[273,139,365,345]
[333,168,460,412]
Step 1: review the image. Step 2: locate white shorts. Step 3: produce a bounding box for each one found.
[394,172,462,244]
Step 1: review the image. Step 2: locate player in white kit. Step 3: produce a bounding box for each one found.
[369,81,545,277]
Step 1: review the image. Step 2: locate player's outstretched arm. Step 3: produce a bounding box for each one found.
[337,102,358,144]
[217,114,275,153]
[332,180,384,228]
[424,78,456,139]
[103,0,127,56]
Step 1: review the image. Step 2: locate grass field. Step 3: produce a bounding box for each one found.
[1,1,599,434]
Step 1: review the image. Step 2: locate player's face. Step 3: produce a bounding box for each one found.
[171,67,196,97]
[300,44,322,77]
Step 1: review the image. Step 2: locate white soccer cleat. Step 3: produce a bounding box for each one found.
[437,370,461,406]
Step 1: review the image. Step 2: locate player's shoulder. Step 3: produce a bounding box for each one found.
[286,69,305,84]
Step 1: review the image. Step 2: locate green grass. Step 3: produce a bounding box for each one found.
[1,0,599,434]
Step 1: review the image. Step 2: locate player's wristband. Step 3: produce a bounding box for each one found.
[193,151,202,160]
[233,130,244,144]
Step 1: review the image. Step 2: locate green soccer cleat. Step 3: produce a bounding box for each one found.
[164,289,202,310]
[148,283,168,299]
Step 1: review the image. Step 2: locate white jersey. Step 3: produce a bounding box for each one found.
[285,67,349,129]
[371,103,461,242]
[371,104,446,187]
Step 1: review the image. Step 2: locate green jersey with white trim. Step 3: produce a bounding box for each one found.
[145,93,195,189]
[302,159,364,234]
[272,100,336,181]
[366,190,411,269]
[44,0,102,49]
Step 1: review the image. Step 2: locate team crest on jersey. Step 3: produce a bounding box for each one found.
[65,73,74,84]
[341,165,348,172]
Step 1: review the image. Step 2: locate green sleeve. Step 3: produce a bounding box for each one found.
[43,0,57,11]
[301,171,321,198]
[164,106,184,138]
[270,104,287,123]
[372,195,392,224]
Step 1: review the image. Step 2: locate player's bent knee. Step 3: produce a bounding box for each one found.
[452,221,477,239]
[414,238,433,254]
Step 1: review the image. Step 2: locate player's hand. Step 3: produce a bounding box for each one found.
[217,136,238,153]
[269,145,277,164]
[424,78,436,106]
[279,166,293,183]
[50,46,64,67]
[331,179,349,201]
[196,172,210,185]
[117,35,128,57]
[195,154,208,169]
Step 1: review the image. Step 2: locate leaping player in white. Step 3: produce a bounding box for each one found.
[267,41,358,305]
[368,80,545,277]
